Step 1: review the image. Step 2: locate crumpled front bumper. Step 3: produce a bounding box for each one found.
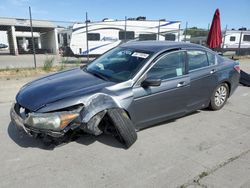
[10,103,66,138]
[10,103,31,135]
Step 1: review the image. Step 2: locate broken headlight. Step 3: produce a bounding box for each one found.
[24,111,79,131]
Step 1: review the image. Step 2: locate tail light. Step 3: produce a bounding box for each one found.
[234,64,240,73]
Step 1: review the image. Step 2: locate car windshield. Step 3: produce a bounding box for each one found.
[86,47,152,82]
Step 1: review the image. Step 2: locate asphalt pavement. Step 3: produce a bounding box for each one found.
[0,53,89,69]
[0,62,250,188]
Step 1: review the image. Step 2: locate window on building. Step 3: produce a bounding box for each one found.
[147,51,186,80]
[230,36,236,41]
[187,50,209,71]
[119,31,135,40]
[87,33,100,41]
[243,35,250,42]
[139,34,157,41]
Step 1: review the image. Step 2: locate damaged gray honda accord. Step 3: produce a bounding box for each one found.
[10,41,240,148]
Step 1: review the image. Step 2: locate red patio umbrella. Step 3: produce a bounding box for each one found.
[207,9,222,49]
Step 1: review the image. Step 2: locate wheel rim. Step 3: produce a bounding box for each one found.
[214,85,227,107]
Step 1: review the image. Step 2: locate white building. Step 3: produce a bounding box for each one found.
[0,17,59,55]
[0,31,8,48]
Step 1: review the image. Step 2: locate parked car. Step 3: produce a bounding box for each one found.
[0,43,8,49]
[10,41,240,148]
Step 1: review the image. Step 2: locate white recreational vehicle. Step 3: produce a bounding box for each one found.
[223,30,250,49]
[70,19,181,56]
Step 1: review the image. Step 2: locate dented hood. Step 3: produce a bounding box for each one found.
[16,68,114,111]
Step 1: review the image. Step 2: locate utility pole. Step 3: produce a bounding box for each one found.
[184,22,188,42]
[158,19,161,40]
[29,6,36,69]
[238,30,243,55]
[178,24,181,42]
[222,25,227,50]
[124,16,127,42]
[85,12,89,63]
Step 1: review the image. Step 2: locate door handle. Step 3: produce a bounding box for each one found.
[210,69,216,74]
[177,81,186,88]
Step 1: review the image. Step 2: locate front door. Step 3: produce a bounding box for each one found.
[129,51,190,129]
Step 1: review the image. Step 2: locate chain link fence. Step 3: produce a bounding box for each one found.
[0,9,249,70]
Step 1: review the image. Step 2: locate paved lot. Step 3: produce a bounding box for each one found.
[0,53,59,69]
[0,61,250,188]
[0,54,90,69]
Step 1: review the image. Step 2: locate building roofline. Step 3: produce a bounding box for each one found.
[0,16,56,28]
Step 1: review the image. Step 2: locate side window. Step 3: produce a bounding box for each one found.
[147,51,186,80]
[87,33,100,41]
[187,50,209,71]
[243,35,250,42]
[119,31,135,40]
[230,36,236,41]
[207,52,216,65]
[165,34,176,41]
[139,34,157,41]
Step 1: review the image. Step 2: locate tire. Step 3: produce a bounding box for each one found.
[107,108,137,148]
[209,83,229,111]
[240,70,250,87]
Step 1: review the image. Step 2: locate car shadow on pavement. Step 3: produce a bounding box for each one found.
[139,110,201,131]
[7,122,125,150]
[75,134,125,149]
[8,122,46,149]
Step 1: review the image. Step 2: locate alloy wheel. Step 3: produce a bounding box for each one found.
[214,85,227,107]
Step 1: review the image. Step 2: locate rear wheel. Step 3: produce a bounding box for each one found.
[209,83,229,110]
[107,108,137,148]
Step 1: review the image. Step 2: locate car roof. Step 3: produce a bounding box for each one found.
[120,41,208,53]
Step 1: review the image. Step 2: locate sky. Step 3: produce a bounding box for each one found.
[0,0,249,29]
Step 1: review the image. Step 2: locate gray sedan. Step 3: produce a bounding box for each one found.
[10,41,240,148]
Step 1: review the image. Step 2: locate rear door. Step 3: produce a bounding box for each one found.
[129,50,190,129]
[186,50,218,110]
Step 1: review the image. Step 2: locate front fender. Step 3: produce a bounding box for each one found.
[80,93,120,123]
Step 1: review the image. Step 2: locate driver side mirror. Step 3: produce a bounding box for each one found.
[141,78,161,87]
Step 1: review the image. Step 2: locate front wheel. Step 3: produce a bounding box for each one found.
[107,108,137,148]
[209,83,229,111]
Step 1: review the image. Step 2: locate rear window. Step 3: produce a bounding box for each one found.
[187,50,209,71]
[207,52,216,65]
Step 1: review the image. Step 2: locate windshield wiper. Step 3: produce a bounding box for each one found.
[89,70,110,81]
